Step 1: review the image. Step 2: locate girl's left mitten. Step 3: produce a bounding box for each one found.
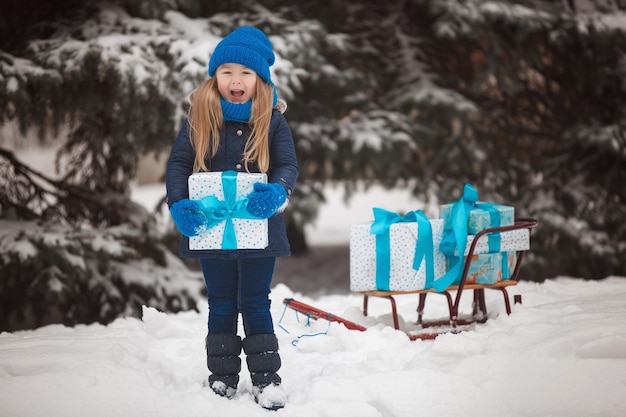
[246,182,288,218]
[169,199,208,237]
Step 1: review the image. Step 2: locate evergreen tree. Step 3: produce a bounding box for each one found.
[407,0,626,279]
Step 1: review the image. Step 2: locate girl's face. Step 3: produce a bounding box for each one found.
[215,63,257,103]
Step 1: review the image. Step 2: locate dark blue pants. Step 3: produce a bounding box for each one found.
[200,257,276,336]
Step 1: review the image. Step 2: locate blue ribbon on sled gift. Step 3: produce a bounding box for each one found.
[196,170,261,250]
[473,202,502,253]
[501,252,511,279]
[436,183,478,291]
[370,208,434,291]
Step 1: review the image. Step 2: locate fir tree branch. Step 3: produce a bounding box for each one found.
[0,147,147,226]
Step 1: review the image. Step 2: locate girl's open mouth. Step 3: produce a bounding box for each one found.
[230,90,245,100]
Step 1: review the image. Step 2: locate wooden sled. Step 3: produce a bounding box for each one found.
[283,218,538,341]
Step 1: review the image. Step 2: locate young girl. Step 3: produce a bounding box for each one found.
[165,26,299,410]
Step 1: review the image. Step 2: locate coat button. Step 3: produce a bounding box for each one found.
[236,163,242,169]
[236,129,243,136]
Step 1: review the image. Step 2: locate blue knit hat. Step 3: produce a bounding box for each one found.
[208,26,275,85]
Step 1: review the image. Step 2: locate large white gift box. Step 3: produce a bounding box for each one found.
[188,171,268,250]
[350,217,447,292]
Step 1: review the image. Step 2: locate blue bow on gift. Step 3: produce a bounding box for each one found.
[196,170,262,250]
[436,183,478,291]
[370,208,435,291]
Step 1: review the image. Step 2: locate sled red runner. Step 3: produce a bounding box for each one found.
[282,298,367,332]
[282,297,441,340]
[283,218,538,341]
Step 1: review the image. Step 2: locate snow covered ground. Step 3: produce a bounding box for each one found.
[1,184,626,417]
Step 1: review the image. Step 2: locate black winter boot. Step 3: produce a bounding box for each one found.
[243,333,286,410]
[205,333,242,399]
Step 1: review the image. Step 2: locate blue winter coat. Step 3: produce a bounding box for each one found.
[165,109,299,259]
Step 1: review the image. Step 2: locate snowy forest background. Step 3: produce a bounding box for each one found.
[1,0,625,332]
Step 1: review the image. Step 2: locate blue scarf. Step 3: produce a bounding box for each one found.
[220,98,252,123]
[220,87,279,122]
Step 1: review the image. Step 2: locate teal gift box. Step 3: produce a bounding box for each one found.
[188,171,268,250]
[439,201,514,234]
[447,251,516,285]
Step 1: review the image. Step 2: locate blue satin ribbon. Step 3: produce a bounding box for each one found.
[436,183,478,291]
[370,208,434,291]
[501,252,511,279]
[196,170,261,250]
[474,202,502,252]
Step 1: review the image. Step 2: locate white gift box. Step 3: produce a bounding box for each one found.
[188,171,268,250]
[349,219,447,292]
[457,229,530,256]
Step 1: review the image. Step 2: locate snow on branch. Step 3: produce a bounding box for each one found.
[0,147,151,227]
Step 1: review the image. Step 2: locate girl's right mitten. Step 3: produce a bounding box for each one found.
[169,199,208,237]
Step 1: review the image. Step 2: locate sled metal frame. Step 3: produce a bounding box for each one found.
[283,218,538,341]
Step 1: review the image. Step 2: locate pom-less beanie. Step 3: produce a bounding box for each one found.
[208,26,275,85]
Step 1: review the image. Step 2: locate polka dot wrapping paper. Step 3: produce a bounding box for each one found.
[349,219,447,292]
[188,171,268,250]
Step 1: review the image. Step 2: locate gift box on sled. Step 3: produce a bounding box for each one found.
[349,209,447,292]
[432,183,529,290]
[188,171,268,250]
[450,229,530,256]
[446,251,517,285]
[439,200,514,234]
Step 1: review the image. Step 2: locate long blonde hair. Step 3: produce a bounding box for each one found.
[188,76,274,173]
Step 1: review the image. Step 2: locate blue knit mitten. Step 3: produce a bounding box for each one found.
[246,183,288,218]
[170,199,208,237]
